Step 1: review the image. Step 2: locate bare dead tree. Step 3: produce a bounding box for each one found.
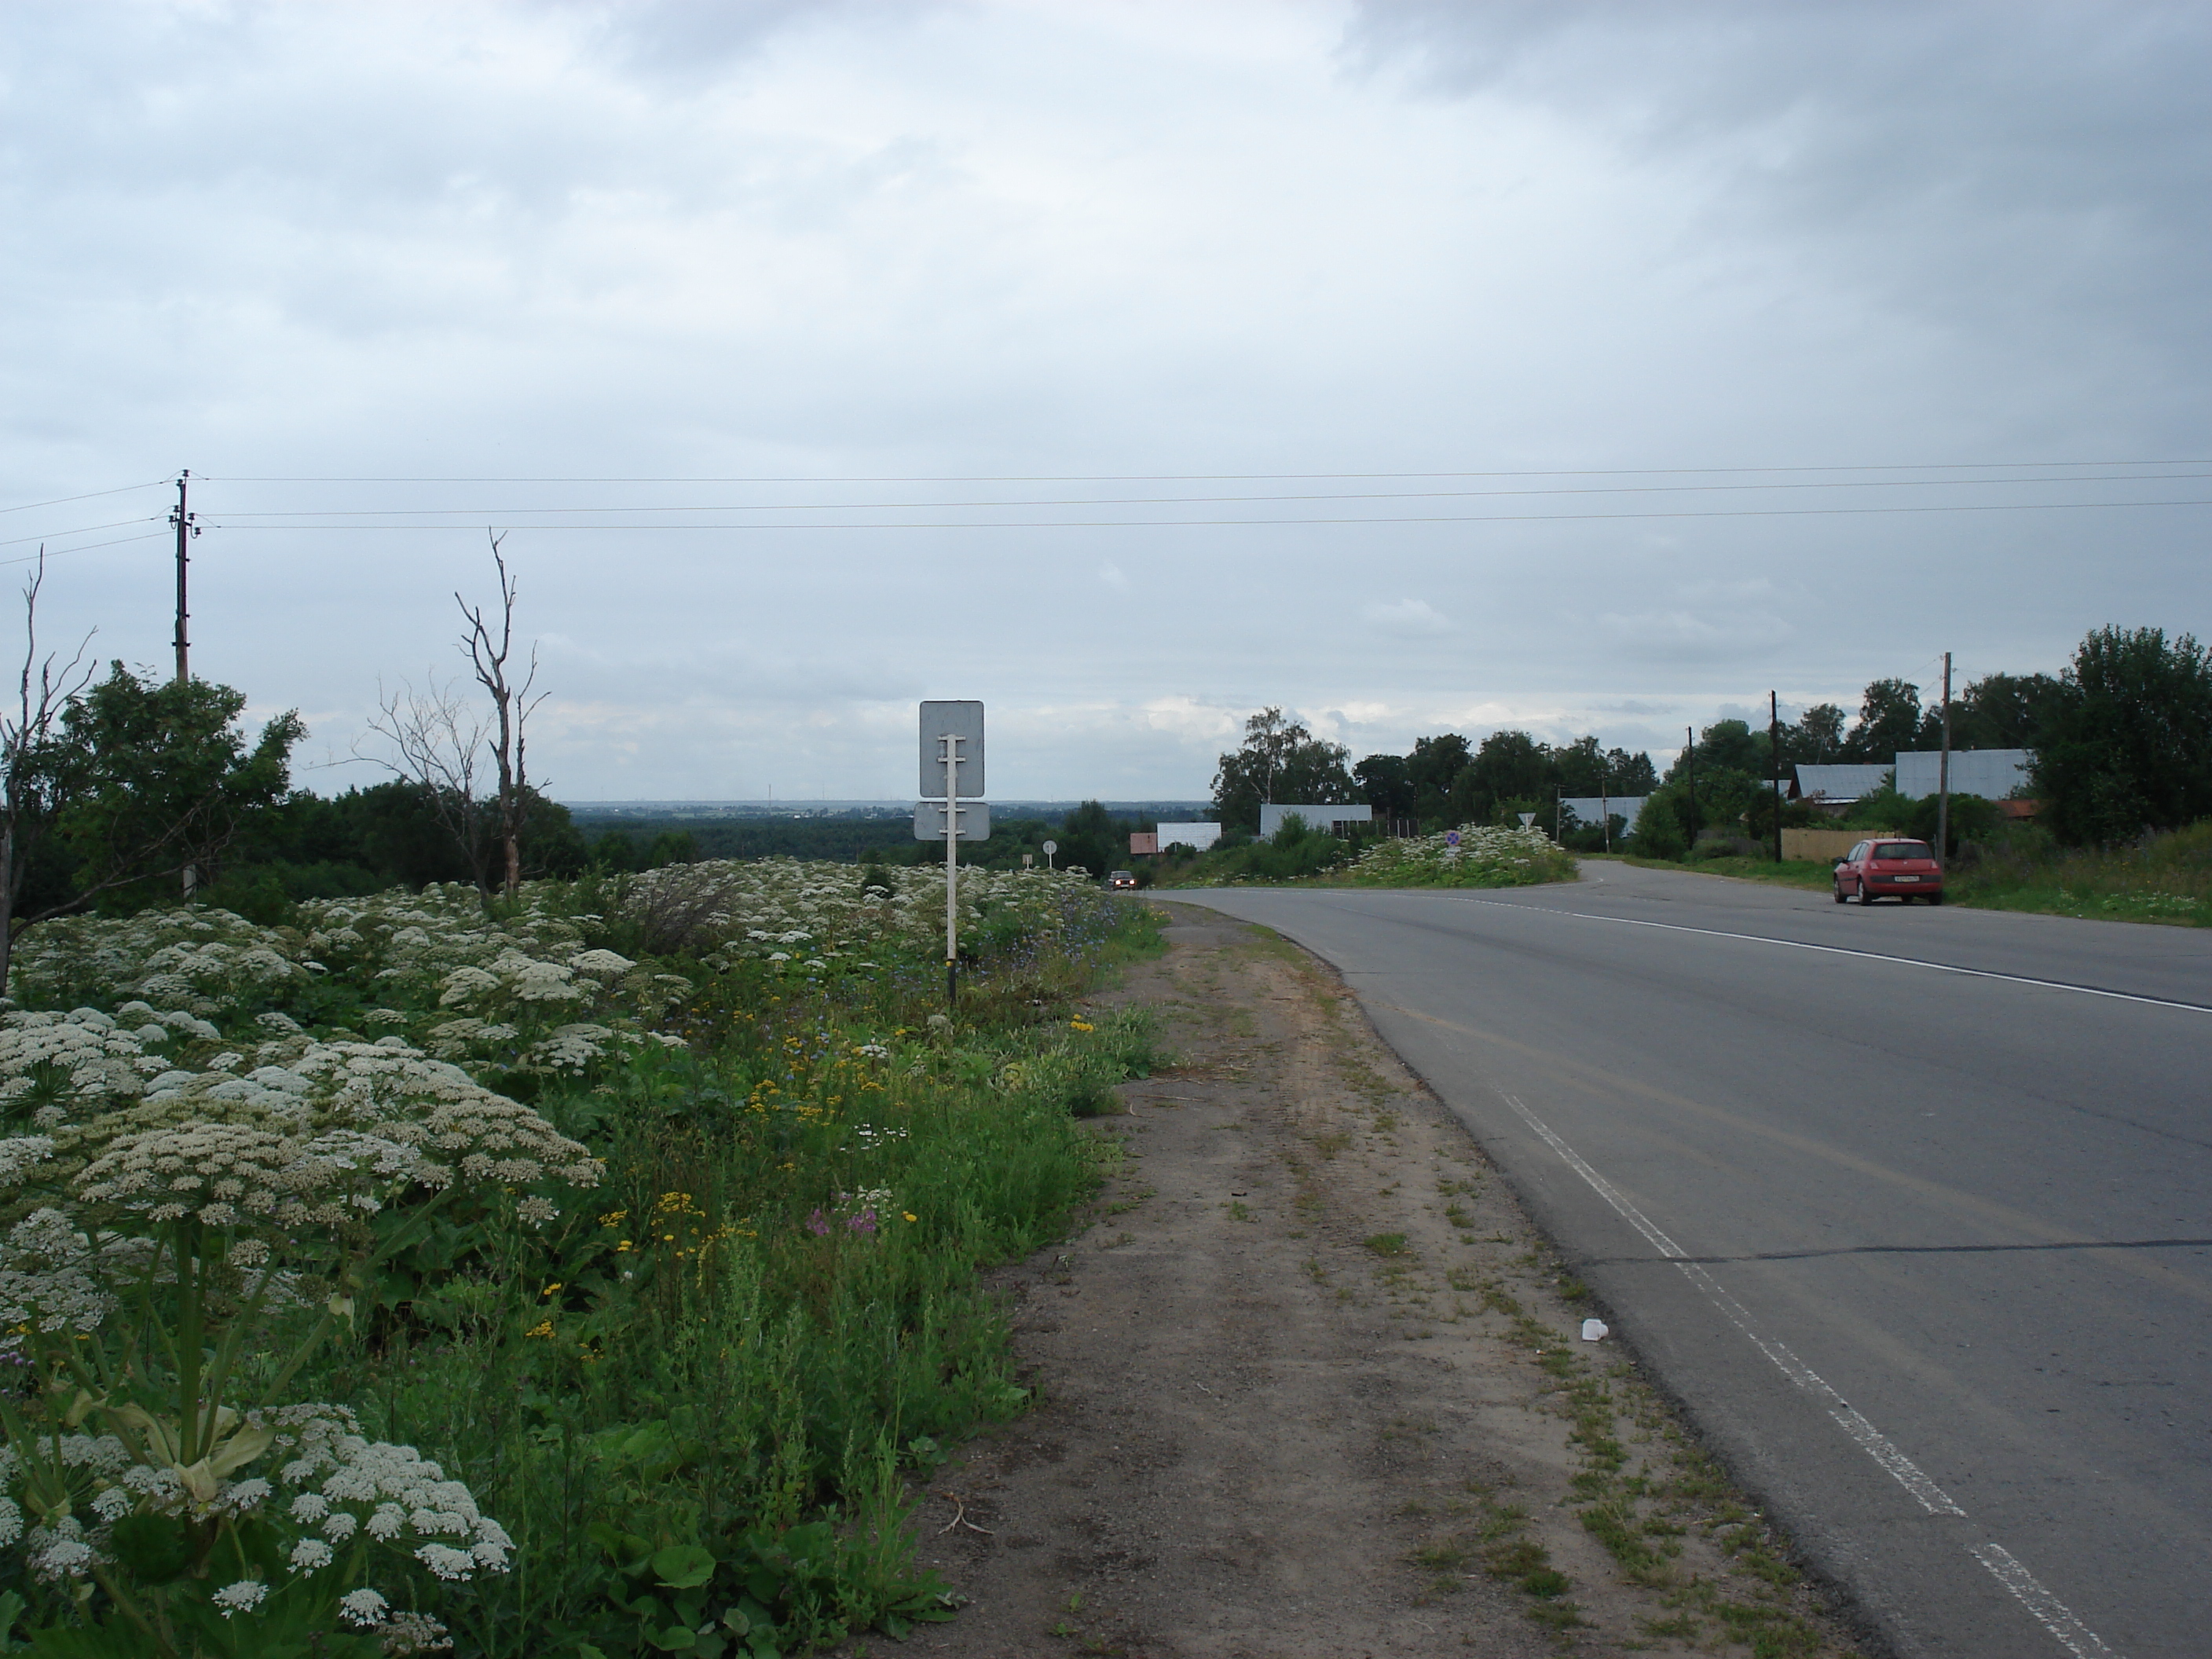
[359,671,493,895]
[358,534,547,903]
[0,551,95,994]
[456,533,547,899]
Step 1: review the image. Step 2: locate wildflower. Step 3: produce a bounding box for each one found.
[806,1210,830,1237]
[1071,1019,1094,1032]
[524,1320,554,1339]
[904,1212,917,1223]
[338,1587,390,1626]
[417,1542,478,1580]
[213,1580,269,1617]
[289,1537,335,1571]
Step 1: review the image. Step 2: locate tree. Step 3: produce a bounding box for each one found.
[2033,626,2212,844]
[1405,733,1474,824]
[53,665,304,918]
[1952,672,2067,751]
[1786,703,1848,764]
[1455,731,1551,826]
[0,555,93,992]
[1353,753,1414,821]
[366,536,548,900]
[460,536,546,897]
[1842,678,1934,761]
[1211,708,1354,830]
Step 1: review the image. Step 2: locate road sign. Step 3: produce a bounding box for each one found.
[1518,812,1536,828]
[1445,830,1460,847]
[914,800,991,840]
[919,701,984,797]
[1042,840,1057,855]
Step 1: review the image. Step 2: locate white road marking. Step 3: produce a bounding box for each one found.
[1500,1093,1965,1514]
[1968,1543,2121,1658]
[1458,899,2212,1014]
[1500,1091,2128,1654]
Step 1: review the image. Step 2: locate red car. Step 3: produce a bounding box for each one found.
[1833,838,1944,905]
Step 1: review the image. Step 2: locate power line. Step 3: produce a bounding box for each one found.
[203,496,2212,534]
[0,530,170,569]
[0,516,166,551]
[0,478,172,517]
[198,470,2212,519]
[200,458,2212,484]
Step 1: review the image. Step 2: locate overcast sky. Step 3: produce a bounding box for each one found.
[4,1,2206,804]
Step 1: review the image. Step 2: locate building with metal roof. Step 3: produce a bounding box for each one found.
[1792,764,1894,805]
[1893,749,2032,801]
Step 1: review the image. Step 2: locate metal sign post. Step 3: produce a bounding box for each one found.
[917,701,987,1009]
[1042,838,1057,870]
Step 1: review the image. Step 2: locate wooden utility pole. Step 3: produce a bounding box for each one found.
[1771,690,1783,862]
[170,471,194,684]
[171,471,198,899]
[1684,725,1698,846]
[1936,650,1953,869]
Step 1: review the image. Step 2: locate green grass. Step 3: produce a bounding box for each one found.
[10,882,1163,1657]
[1599,819,2212,928]
[1947,819,2212,926]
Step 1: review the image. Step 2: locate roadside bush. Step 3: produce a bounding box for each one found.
[0,862,1158,1655]
[1340,825,1575,888]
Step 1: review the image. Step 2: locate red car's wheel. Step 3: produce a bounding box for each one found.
[1833,883,1848,904]
[1858,881,1874,904]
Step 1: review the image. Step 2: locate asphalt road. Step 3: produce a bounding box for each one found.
[1159,862,2212,1659]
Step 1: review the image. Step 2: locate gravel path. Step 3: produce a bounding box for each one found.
[889,905,1864,1659]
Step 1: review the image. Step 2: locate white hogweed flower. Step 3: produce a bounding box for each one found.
[212,1580,269,1617]
[288,1537,335,1571]
[338,1587,389,1626]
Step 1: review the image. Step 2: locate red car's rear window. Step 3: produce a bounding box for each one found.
[1873,841,1935,861]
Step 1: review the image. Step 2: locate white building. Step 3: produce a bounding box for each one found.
[1154,821,1222,851]
[1259,803,1373,838]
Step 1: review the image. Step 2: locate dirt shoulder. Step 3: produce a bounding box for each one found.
[896,904,1865,1659]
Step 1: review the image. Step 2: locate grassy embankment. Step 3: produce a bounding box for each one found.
[1155,823,1577,891]
[0,863,1163,1657]
[1595,819,2212,927]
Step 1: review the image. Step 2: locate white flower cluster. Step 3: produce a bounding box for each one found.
[1344,824,1575,887]
[0,1005,213,1111]
[260,1406,513,1580]
[0,1403,505,1636]
[43,1036,602,1229]
[621,858,1104,969]
[0,1207,121,1342]
[9,910,307,1017]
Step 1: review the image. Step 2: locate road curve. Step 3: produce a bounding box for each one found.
[1160,862,2212,1659]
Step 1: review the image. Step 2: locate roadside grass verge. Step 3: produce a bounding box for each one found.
[1599,819,2212,927]
[0,864,1161,1657]
[1946,819,2212,926]
[1159,824,1577,892]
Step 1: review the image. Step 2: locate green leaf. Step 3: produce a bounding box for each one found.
[107,1513,192,1584]
[651,1544,717,1590]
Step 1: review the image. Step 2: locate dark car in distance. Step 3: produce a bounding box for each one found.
[1833,838,1943,905]
[1106,870,1138,890]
